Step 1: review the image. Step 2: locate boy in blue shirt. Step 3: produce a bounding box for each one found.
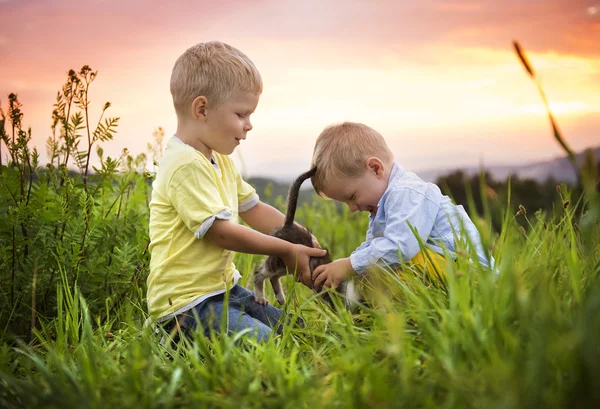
[309,122,492,289]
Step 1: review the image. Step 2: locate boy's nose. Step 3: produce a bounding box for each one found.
[348,203,358,212]
[244,120,253,132]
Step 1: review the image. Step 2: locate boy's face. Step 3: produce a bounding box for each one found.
[202,91,260,155]
[320,158,389,216]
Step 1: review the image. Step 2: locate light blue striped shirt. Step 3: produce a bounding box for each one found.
[349,162,493,274]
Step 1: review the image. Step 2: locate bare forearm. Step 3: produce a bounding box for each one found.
[240,202,285,234]
[205,219,290,257]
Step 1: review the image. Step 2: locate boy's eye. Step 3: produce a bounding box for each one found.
[237,113,246,119]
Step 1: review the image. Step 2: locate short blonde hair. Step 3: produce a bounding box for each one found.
[170,41,263,116]
[311,122,393,195]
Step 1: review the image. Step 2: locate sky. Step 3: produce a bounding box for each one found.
[1,0,599,180]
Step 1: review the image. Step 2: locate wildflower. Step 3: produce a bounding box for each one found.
[518,204,527,215]
[519,226,526,234]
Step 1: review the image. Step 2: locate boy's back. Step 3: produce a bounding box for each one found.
[355,163,490,270]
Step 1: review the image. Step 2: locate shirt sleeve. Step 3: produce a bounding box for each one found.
[350,186,441,274]
[169,160,232,239]
[236,167,259,213]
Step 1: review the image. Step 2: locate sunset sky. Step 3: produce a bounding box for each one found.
[1,0,599,179]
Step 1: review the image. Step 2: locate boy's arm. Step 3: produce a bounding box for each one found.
[205,219,326,286]
[239,201,285,235]
[349,188,440,274]
[240,201,321,247]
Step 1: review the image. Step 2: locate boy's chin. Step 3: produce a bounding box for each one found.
[214,146,236,156]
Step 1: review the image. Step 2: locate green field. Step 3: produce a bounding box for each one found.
[1,166,599,408]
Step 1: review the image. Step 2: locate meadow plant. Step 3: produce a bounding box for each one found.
[0,67,151,341]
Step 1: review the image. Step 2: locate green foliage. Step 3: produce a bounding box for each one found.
[0,69,150,341]
[435,170,588,231]
[0,185,598,408]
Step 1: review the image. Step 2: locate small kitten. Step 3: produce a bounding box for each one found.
[253,168,357,309]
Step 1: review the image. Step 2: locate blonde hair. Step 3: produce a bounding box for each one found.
[311,122,393,195]
[170,41,263,116]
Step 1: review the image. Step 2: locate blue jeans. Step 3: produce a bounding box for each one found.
[161,285,303,343]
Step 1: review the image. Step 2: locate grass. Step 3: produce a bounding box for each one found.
[0,186,599,409]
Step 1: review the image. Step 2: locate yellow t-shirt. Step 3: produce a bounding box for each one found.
[147,137,257,320]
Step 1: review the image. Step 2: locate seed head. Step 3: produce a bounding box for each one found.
[513,41,536,78]
[486,186,498,201]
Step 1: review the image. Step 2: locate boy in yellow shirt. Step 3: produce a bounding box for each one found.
[147,41,326,342]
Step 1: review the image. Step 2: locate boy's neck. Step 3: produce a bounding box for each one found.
[175,124,212,161]
[382,159,395,188]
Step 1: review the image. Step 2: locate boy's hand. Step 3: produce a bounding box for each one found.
[282,244,327,287]
[312,258,355,289]
[291,221,321,249]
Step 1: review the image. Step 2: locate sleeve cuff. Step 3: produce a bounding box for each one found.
[238,193,259,213]
[349,252,369,275]
[195,209,233,239]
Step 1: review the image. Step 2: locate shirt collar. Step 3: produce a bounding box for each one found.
[170,135,218,167]
[374,162,405,211]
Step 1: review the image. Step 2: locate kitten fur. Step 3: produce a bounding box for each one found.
[253,168,358,309]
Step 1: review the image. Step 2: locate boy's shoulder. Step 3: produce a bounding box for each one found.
[385,165,443,205]
[388,165,430,194]
[155,137,214,181]
[157,138,240,183]
[162,137,203,162]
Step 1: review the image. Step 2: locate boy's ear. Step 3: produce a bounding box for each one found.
[366,157,385,177]
[191,96,208,121]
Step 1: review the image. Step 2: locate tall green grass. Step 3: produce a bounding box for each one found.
[1,187,598,409]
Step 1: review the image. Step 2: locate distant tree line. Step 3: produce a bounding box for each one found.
[250,163,600,232]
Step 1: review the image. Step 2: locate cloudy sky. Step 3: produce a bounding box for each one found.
[1,0,599,179]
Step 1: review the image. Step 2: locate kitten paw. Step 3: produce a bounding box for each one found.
[276,294,286,305]
[255,296,269,305]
